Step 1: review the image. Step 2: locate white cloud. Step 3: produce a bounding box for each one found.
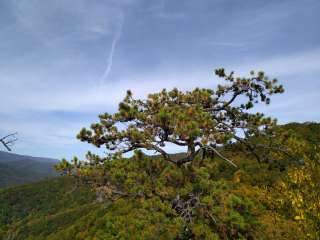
[1,0,319,158]
[1,48,319,115]
[9,0,127,52]
[202,41,249,48]
[0,67,216,113]
[233,48,320,77]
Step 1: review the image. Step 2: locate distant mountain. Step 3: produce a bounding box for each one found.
[0,151,59,188]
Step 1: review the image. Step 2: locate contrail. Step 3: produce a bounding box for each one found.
[99,13,124,85]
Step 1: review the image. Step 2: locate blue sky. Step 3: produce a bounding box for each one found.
[0,0,319,159]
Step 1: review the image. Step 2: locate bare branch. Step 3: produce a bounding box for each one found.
[204,145,237,168]
[0,132,18,151]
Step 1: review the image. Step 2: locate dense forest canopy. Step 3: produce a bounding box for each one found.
[0,122,318,239]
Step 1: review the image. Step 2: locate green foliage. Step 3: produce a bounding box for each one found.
[2,123,320,239]
[53,69,289,238]
[2,66,319,239]
[68,69,283,170]
[282,122,320,145]
[0,177,95,239]
[275,147,320,239]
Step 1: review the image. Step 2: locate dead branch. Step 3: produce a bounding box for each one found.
[0,132,18,151]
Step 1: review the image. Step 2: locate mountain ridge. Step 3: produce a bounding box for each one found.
[0,151,59,188]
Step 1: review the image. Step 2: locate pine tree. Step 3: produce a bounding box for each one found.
[55,68,287,238]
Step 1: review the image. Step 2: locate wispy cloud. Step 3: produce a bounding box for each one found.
[1,48,319,115]
[231,48,320,77]
[144,0,187,20]
[0,67,215,113]
[202,41,248,48]
[1,0,319,158]
[99,12,125,84]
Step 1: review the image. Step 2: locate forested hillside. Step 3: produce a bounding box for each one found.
[0,122,319,239]
[0,177,95,239]
[0,151,58,188]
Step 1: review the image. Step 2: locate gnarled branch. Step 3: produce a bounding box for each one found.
[0,132,18,151]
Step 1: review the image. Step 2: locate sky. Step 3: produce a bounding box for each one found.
[0,0,319,159]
